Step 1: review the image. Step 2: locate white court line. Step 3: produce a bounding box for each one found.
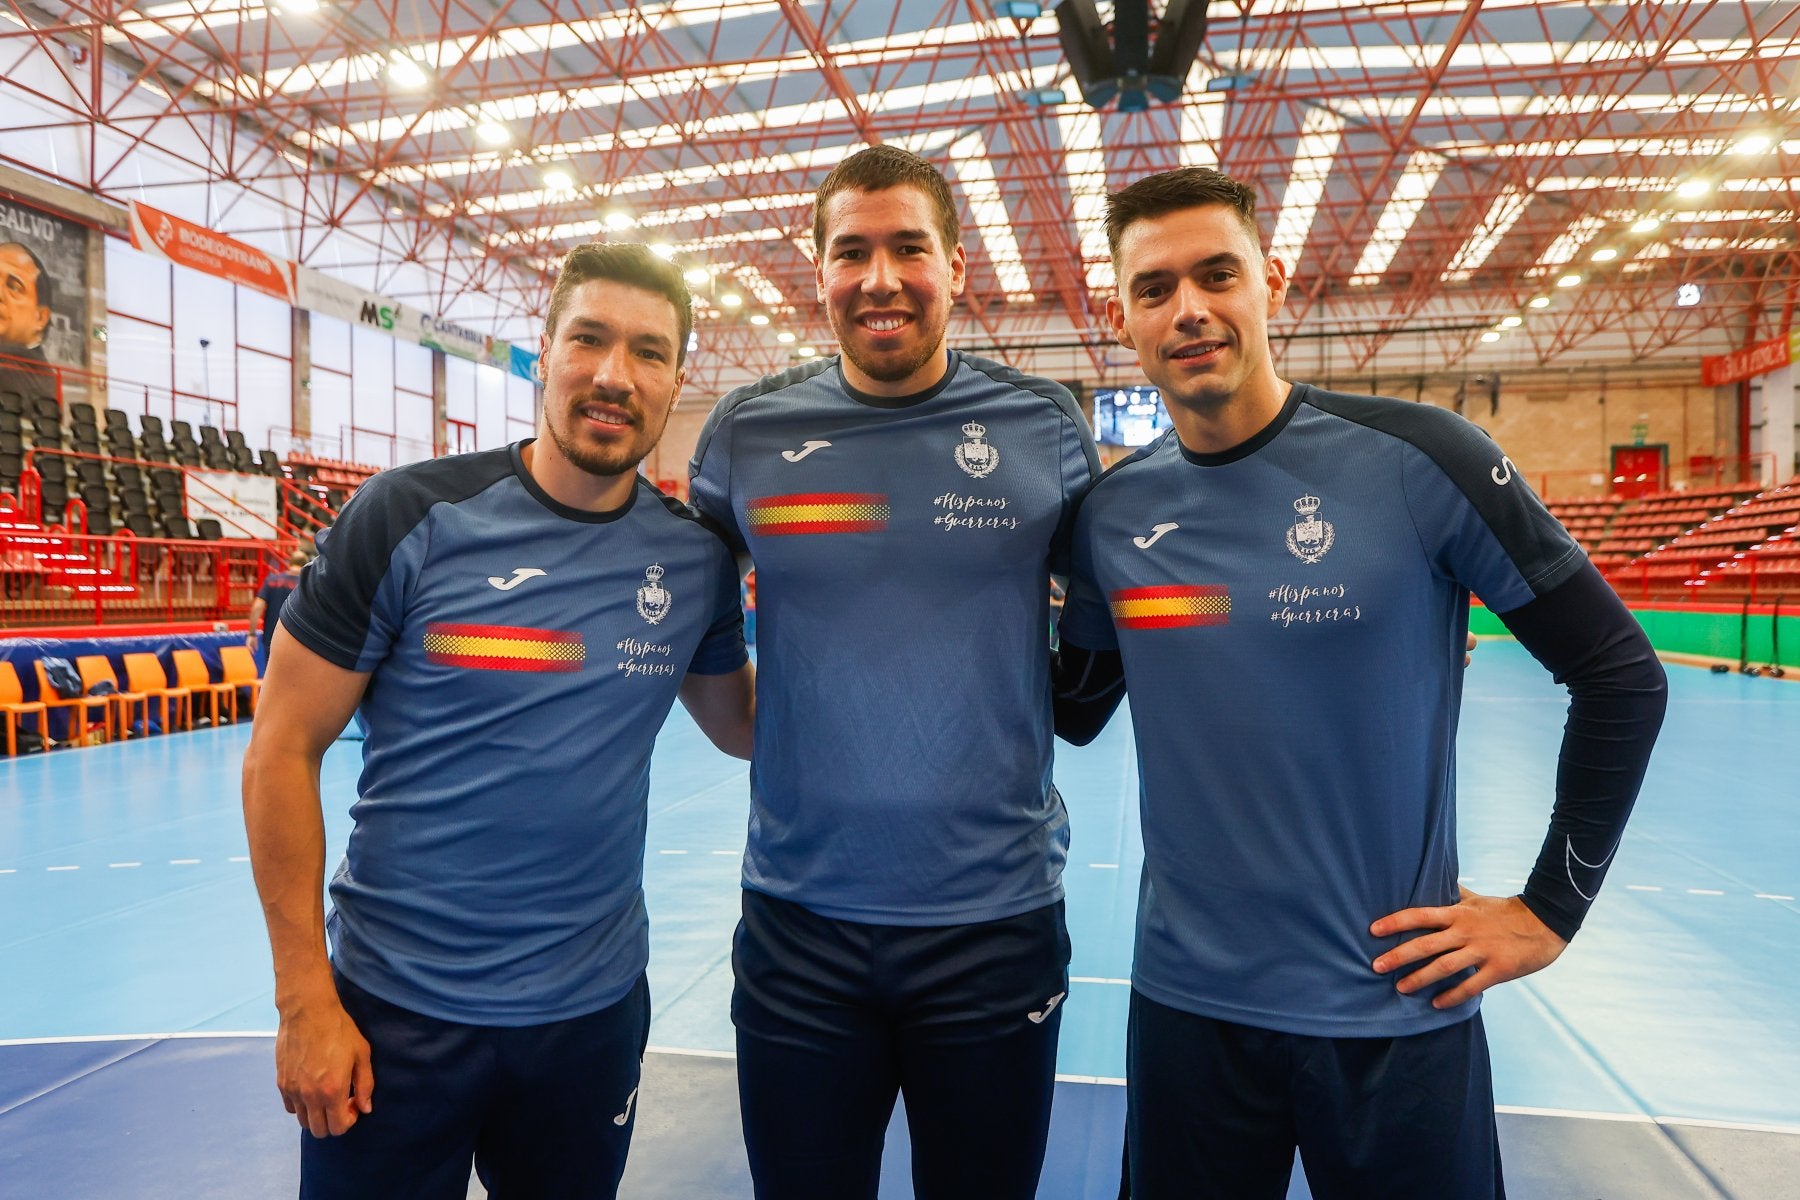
[0,1031,274,1046]
[109,862,142,868]
[47,865,78,871]
[710,850,738,856]
[0,868,14,874]
[658,849,688,855]
[228,856,249,863]
[1688,889,1725,896]
[1755,893,1795,901]
[1089,863,1119,869]
[1495,1104,1800,1137]
[170,859,200,865]
[1626,885,1663,891]
[1071,976,1130,985]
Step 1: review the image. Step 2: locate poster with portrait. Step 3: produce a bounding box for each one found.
[0,193,89,406]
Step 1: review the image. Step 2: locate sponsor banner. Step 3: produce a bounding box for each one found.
[186,470,280,538]
[1701,330,1798,387]
[419,312,491,362]
[294,266,421,345]
[509,343,540,382]
[128,201,296,304]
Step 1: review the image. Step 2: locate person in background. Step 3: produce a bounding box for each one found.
[247,548,308,672]
[1053,166,1668,1199]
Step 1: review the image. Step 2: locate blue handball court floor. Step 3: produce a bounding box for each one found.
[2,641,1797,1198]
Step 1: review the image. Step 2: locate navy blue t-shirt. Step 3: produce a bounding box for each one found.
[279,442,747,1025]
[690,353,1100,924]
[1060,385,1585,1037]
[256,570,300,640]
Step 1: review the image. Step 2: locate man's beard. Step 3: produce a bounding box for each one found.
[544,404,656,479]
[831,308,947,386]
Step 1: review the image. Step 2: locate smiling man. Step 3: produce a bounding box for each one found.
[243,243,754,1200]
[1053,167,1668,1198]
[689,146,1099,1199]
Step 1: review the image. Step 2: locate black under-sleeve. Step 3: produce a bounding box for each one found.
[1493,560,1668,942]
[1052,640,1127,746]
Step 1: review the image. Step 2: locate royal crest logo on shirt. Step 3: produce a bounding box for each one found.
[954,421,1000,479]
[1109,585,1231,630]
[1286,494,1335,564]
[636,563,672,625]
[423,623,585,672]
[746,492,889,535]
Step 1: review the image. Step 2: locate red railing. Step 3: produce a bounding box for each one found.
[1536,454,1778,500]
[0,527,288,629]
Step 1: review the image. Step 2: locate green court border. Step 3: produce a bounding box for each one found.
[1471,600,1800,669]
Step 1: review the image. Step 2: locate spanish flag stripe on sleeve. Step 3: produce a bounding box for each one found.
[1109,585,1231,630]
[424,623,586,672]
[747,492,889,536]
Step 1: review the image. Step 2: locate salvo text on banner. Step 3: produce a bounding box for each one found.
[187,470,280,538]
[294,266,422,346]
[1701,330,1799,387]
[127,201,297,304]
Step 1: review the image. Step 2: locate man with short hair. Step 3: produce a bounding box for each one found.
[246,548,309,671]
[243,242,754,1200]
[1054,167,1668,1198]
[0,241,56,406]
[688,145,1099,1198]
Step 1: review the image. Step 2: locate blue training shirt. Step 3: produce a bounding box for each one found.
[279,442,747,1025]
[1059,385,1585,1038]
[689,353,1100,924]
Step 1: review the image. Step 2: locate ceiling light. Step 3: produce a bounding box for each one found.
[1733,134,1773,155]
[386,55,428,89]
[1676,283,1702,307]
[1528,295,1551,308]
[798,346,816,357]
[1499,315,1522,328]
[1675,179,1711,198]
[683,267,710,285]
[720,293,743,308]
[475,122,510,147]
[1480,331,1502,343]
[603,210,635,231]
[1631,217,1662,234]
[1590,247,1618,262]
[776,331,796,344]
[275,0,320,12]
[649,243,676,260]
[542,169,573,192]
[1556,273,1583,288]
[749,313,770,326]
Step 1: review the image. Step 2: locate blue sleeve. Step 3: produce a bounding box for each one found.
[1056,495,1119,653]
[1399,419,1585,609]
[278,472,424,672]
[688,397,746,555]
[1050,402,1103,577]
[688,541,750,676]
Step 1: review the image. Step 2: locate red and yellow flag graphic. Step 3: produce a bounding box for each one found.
[424,623,585,672]
[746,492,889,536]
[1109,585,1231,630]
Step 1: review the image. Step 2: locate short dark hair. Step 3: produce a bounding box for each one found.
[812,145,960,256]
[1,241,51,311]
[544,242,693,365]
[1104,168,1262,262]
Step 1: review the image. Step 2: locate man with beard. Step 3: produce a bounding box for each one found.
[0,241,58,406]
[1054,167,1667,1198]
[243,242,755,1199]
[688,146,1100,1199]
